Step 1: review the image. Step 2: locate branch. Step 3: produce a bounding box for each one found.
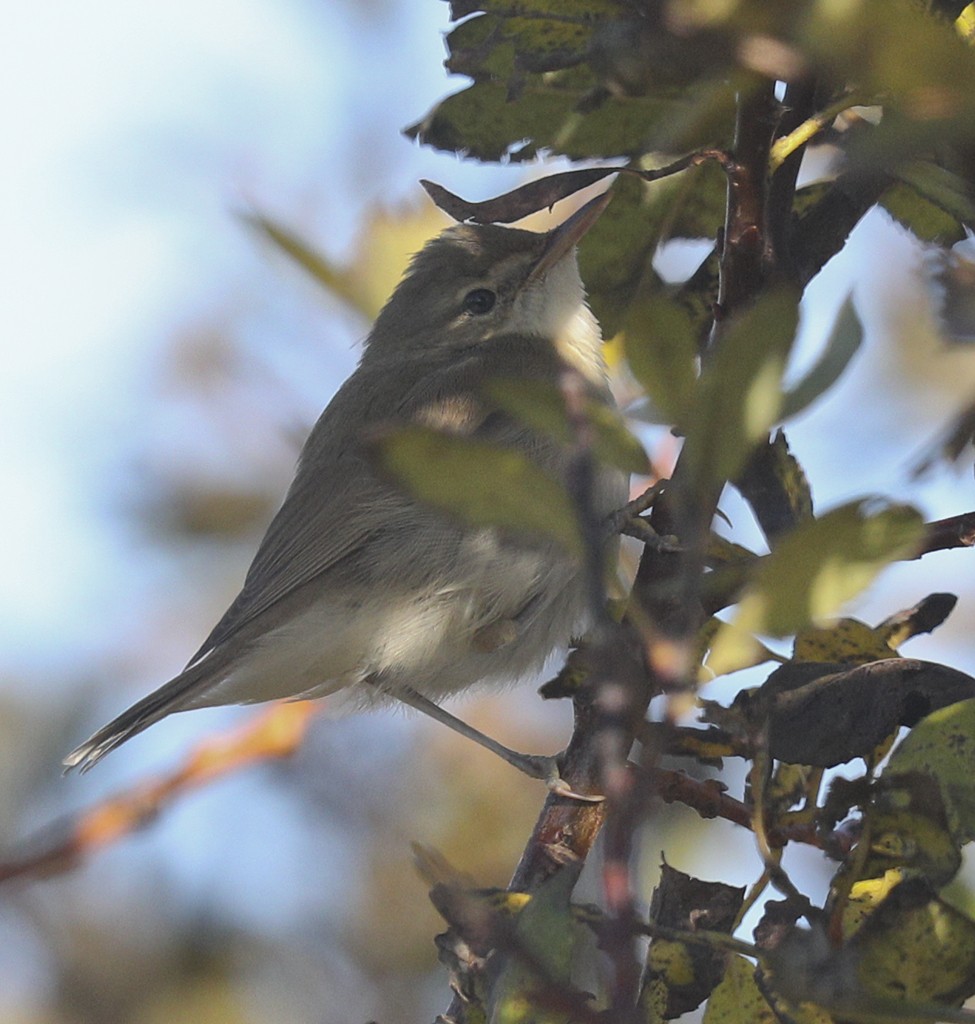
[0,703,319,885]
[715,79,778,316]
[914,510,975,556]
[649,764,851,856]
[768,90,865,174]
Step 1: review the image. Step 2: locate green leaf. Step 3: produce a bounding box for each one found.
[734,430,814,542]
[702,954,830,1024]
[372,424,583,558]
[791,181,834,220]
[709,501,924,676]
[623,294,699,425]
[793,617,897,665]
[487,865,584,1024]
[579,172,672,337]
[667,159,728,240]
[407,77,681,162]
[781,297,863,420]
[698,615,782,682]
[861,772,962,886]
[851,878,975,1010]
[843,869,904,938]
[445,13,516,81]
[799,0,975,116]
[647,74,737,156]
[581,158,723,343]
[502,16,593,72]
[445,10,598,80]
[407,66,732,164]
[673,249,719,347]
[642,864,745,1018]
[744,500,923,635]
[486,378,650,473]
[764,881,975,1021]
[881,182,968,246]
[702,955,773,1024]
[455,0,621,19]
[241,213,370,316]
[895,161,975,230]
[683,287,801,492]
[885,697,975,845]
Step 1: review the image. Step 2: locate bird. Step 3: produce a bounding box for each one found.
[64,191,628,795]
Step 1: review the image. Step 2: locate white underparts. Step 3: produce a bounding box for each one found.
[509,254,606,383]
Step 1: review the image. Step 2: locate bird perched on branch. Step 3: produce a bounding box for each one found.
[65,191,627,796]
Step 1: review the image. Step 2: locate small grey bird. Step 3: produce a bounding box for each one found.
[65,192,627,792]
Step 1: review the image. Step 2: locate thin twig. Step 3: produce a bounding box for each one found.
[768,91,867,173]
[649,764,849,855]
[914,510,975,556]
[635,920,760,961]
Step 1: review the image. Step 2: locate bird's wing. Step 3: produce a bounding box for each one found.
[184,355,495,667]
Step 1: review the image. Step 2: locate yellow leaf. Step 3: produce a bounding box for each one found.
[244,203,448,320]
[703,954,831,1024]
[852,880,975,1009]
[793,618,898,665]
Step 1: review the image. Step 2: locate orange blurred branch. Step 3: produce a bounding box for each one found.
[0,701,321,884]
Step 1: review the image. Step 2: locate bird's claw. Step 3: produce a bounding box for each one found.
[517,753,604,803]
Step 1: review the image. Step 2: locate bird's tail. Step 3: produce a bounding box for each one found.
[63,657,217,773]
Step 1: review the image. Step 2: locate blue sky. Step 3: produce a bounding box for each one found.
[0,1,447,669]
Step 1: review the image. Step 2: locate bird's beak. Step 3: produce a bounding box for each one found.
[528,190,612,281]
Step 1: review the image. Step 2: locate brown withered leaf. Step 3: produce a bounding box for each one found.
[735,429,814,544]
[746,659,975,767]
[421,153,718,224]
[640,862,745,1018]
[877,592,957,647]
[421,170,617,224]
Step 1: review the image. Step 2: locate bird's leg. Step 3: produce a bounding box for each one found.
[391,683,603,803]
[606,480,667,535]
[607,481,679,548]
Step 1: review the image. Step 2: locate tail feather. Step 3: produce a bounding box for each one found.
[63,660,214,773]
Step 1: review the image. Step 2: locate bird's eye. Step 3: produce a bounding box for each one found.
[462,288,497,315]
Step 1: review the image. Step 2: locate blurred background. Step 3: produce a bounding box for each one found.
[3,2,975,1022]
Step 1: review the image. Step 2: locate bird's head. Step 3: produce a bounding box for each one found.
[365,192,611,380]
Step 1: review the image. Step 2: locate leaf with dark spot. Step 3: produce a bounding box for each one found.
[735,430,814,543]
[751,659,975,767]
[642,862,745,1018]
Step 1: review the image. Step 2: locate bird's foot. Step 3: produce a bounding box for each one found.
[507,751,604,803]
